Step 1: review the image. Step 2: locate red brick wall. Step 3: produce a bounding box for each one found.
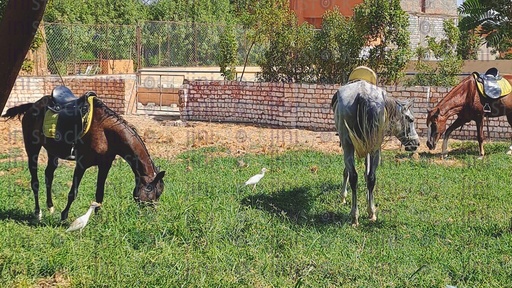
[180,80,512,141]
[4,75,136,115]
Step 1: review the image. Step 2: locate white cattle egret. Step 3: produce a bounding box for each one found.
[66,202,101,232]
[244,168,268,191]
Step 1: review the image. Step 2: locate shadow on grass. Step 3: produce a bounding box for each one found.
[241,186,350,227]
[0,208,67,228]
[0,208,38,226]
[416,141,510,160]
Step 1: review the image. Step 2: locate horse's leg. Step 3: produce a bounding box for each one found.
[95,160,114,212]
[441,118,466,157]
[475,117,485,158]
[44,154,59,214]
[343,147,358,226]
[26,145,42,220]
[341,168,349,204]
[61,166,86,221]
[366,151,380,222]
[506,113,512,154]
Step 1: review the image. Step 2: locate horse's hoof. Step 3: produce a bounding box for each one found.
[351,222,359,227]
[477,156,484,160]
[369,215,377,222]
[48,207,55,214]
[35,211,42,221]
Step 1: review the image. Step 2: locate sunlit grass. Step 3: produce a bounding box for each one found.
[0,143,511,286]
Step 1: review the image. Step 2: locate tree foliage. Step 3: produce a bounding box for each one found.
[218,22,238,80]
[353,0,411,85]
[457,28,484,60]
[258,17,315,83]
[258,0,412,85]
[458,0,512,56]
[44,0,147,24]
[407,20,463,87]
[11,0,419,83]
[313,9,365,84]
[148,0,233,23]
[233,0,291,80]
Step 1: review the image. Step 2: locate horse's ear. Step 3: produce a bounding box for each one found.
[153,171,166,183]
[433,108,440,117]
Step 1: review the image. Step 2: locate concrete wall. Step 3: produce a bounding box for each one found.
[180,80,512,141]
[4,75,136,115]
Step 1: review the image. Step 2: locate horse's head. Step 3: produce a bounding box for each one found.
[390,100,420,151]
[426,108,446,150]
[133,171,166,204]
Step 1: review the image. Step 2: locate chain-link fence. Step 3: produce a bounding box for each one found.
[43,21,263,75]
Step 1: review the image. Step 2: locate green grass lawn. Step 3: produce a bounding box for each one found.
[0,142,512,287]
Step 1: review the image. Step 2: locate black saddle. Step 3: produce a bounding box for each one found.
[50,86,78,109]
[48,86,96,145]
[474,68,505,99]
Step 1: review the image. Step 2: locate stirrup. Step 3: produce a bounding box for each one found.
[483,103,491,113]
[66,146,76,160]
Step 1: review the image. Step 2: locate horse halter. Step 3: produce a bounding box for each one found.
[396,103,419,146]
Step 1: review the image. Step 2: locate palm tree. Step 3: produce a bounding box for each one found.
[458,0,511,55]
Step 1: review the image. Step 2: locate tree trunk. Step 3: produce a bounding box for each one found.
[239,40,255,81]
[0,0,48,112]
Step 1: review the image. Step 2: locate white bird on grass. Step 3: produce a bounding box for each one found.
[244,168,268,191]
[66,202,101,232]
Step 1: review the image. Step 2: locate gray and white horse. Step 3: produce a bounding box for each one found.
[332,80,420,226]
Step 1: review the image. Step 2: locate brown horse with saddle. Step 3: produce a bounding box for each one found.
[426,68,512,158]
[2,86,165,221]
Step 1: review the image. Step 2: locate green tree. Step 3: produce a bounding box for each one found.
[44,0,147,24]
[457,28,484,60]
[458,0,512,56]
[218,22,238,80]
[353,0,411,85]
[148,0,232,23]
[313,8,365,84]
[234,0,290,80]
[258,17,315,83]
[407,20,463,87]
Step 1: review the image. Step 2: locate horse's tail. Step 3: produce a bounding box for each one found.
[2,103,34,120]
[345,94,386,158]
[330,91,339,112]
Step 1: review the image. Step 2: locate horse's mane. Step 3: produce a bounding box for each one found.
[384,97,399,122]
[93,98,138,131]
[94,98,158,171]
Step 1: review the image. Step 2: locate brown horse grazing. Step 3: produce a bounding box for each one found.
[426,74,512,157]
[2,88,165,221]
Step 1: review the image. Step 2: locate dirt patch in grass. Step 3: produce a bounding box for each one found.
[0,114,469,161]
[36,271,71,288]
